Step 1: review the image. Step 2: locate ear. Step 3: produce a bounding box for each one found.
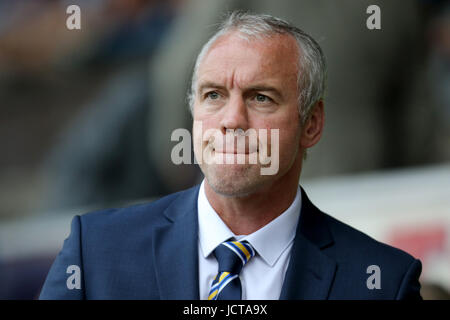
[300,100,325,149]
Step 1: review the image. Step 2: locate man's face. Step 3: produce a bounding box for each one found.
[192,31,303,197]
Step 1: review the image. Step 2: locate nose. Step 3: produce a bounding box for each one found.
[220,94,249,134]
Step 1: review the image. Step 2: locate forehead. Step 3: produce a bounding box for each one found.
[196,31,300,87]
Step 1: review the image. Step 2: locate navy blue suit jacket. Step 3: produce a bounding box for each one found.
[39,185,422,299]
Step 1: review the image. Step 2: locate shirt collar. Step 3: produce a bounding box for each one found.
[198,181,235,259]
[197,180,302,267]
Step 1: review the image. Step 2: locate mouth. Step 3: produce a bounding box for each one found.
[212,148,259,155]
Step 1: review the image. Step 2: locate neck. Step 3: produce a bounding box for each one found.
[204,158,302,235]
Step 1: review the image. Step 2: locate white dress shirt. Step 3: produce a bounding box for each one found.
[197,180,302,300]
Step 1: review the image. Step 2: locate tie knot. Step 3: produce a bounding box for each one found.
[213,240,255,274]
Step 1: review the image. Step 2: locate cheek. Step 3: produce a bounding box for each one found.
[266,118,301,158]
[193,105,220,128]
[259,111,300,138]
[192,116,221,158]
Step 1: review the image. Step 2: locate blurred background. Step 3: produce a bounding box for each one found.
[0,0,449,299]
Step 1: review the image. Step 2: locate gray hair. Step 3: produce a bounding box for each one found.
[187,11,327,124]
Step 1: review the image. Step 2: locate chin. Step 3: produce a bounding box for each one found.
[204,164,272,198]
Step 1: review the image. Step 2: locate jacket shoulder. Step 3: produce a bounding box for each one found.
[323,212,416,264]
[320,212,421,299]
[76,185,199,257]
[79,186,197,228]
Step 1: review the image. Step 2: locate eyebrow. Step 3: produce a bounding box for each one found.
[197,81,226,94]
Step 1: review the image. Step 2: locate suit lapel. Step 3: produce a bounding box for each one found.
[151,185,336,300]
[152,186,200,299]
[279,187,337,300]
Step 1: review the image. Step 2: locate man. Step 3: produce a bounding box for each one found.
[40,12,422,300]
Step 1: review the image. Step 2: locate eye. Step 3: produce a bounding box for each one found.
[206,91,220,100]
[255,94,270,103]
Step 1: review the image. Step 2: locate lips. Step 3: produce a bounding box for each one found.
[213,148,258,155]
[201,136,262,165]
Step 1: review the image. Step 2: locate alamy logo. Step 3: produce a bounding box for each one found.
[366,5,381,30]
[171,121,280,175]
[66,5,81,30]
[66,265,81,290]
[366,265,381,290]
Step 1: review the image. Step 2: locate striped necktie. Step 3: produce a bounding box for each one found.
[208,240,255,300]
